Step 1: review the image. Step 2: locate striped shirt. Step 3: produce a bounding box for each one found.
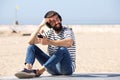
[46,26,76,72]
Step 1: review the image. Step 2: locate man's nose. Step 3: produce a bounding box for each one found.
[55,20,60,24]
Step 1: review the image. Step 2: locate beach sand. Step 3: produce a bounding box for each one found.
[0,25,120,77]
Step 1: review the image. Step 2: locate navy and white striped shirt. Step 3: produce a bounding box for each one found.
[46,26,76,71]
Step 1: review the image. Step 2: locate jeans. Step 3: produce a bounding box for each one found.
[25,44,73,75]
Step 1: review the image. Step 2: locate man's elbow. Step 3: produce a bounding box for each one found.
[28,41,32,45]
[28,40,34,45]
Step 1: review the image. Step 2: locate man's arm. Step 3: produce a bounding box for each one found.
[27,26,42,44]
[28,18,49,44]
[47,38,73,47]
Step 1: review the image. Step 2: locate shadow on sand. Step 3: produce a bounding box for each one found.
[1,73,120,80]
[42,73,120,78]
[71,73,120,77]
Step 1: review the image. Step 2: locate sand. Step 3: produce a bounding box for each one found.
[0,25,120,77]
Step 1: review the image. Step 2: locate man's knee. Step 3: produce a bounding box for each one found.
[27,44,36,50]
[59,47,68,52]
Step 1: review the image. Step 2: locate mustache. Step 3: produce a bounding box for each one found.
[55,23,61,26]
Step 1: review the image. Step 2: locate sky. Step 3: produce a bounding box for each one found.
[0,0,120,25]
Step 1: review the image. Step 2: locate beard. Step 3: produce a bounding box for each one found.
[53,23,63,32]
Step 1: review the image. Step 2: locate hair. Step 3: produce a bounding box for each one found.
[44,11,62,28]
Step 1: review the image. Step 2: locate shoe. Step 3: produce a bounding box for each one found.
[15,68,40,79]
[34,69,41,77]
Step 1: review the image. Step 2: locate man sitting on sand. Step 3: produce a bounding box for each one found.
[15,10,76,78]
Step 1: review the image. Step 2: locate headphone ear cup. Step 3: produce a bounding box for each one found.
[46,22,52,28]
[58,15,62,21]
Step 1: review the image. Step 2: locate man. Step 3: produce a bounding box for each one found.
[15,11,76,79]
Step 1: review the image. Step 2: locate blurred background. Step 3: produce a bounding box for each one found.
[0,0,120,25]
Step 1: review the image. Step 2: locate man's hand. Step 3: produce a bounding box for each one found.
[39,18,50,27]
[38,36,49,45]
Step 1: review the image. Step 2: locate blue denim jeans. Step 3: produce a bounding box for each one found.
[25,44,73,75]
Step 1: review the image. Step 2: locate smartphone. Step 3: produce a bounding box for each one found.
[37,34,43,38]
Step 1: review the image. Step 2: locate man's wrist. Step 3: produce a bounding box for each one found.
[38,24,44,28]
[47,39,51,45]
